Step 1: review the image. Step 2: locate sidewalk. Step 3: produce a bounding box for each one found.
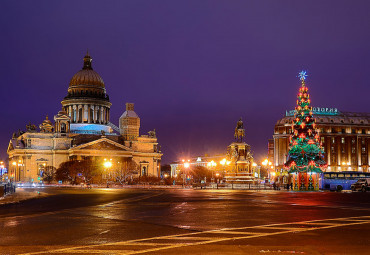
[0,188,48,205]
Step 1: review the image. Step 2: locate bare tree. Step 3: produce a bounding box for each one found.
[114,159,139,185]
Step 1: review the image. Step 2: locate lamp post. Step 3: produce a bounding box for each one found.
[207,160,217,183]
[252,162,258,180]
[219,158,230,182]
[183,161,190,188]
[262,159,273,183]
[103,158,113,188]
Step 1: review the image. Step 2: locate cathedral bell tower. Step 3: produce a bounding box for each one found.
[54,110,71,134]
[119,103,140,141]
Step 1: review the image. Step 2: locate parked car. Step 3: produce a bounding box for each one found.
[351,178,370,192]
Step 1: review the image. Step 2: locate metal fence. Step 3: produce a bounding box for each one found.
[192,183,277,190]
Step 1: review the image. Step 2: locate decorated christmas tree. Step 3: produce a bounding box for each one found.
[285,71,326,190]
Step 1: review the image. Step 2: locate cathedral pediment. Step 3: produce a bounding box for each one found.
[72,138,131,152]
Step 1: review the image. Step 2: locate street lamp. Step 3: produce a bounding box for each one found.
[183,161,190,188]
[207,160,217,183]
[219,158,230,181]
[103,158,113,188]
[262,159,274,182]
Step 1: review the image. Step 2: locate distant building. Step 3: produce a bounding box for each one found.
[271,107,370,173]
[170,155,226,178]
[170,119,260,183]
[7,53,162,182]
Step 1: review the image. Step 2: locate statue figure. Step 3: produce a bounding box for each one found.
[148,129,156,138]
[234,118,245,142]
[39,116,54,133]
[26,122,37,132]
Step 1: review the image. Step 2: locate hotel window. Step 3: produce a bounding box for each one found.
[341,129,345,133]
[352,147,356,154]
[352,138,355,144]
[362,129,366,134]
[341,138,345,144]
[332,138,335,144]
[362,147,366,153]
[331,146,335,153]
[352,129,356,134]
[362,139,365,145]
[27,139,31,148]
[341,146,345,153]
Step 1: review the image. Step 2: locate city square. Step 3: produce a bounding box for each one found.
[1,1,370,254]
[1,188,370,254]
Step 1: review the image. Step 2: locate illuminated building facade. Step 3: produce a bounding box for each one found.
[271,107,370,173]
[170,155,226,178]
[7,53,162,182]
[170,119,260,183]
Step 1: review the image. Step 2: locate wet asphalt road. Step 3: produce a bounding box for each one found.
[1,187,370,254]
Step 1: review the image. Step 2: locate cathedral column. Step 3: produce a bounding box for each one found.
[91,105,95,123]
[87,104,91,123]
[84,105,88,122]
[101,107,104,124]
[95,106,99,123]
[77,105,81,123]
[72,105,76,123]
[68,106,72,118]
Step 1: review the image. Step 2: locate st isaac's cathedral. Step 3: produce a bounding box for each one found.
[7,53,162,182]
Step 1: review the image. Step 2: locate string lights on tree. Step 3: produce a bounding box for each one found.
[284,71,327,191]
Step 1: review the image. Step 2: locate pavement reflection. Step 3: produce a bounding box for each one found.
[0,188,369,254]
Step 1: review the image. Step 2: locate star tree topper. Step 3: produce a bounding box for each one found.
[298,70,308,81]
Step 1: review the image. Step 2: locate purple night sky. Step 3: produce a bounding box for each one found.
[1,1,369,164]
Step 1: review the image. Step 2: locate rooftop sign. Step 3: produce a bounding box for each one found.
[286,107,340,117]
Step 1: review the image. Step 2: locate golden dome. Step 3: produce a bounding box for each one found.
[69,53,105,88]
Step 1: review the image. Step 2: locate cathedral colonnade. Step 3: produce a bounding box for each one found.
[64,104,110,124]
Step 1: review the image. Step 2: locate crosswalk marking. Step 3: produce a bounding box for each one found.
[20,215,370,255]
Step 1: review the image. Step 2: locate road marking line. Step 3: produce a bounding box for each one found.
[20,215,370,255]
[122,221,370,255]
[212,230,263,235]
[51,250,133,254]
[256,226,309,230]
[120,243,170,246]
[163,236,220,240]
[297,222,338,225]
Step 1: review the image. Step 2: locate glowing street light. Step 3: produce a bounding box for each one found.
[183,160,190,188]
[207,160,217,183]
[103,158,113,188]
[103,161,113,168]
